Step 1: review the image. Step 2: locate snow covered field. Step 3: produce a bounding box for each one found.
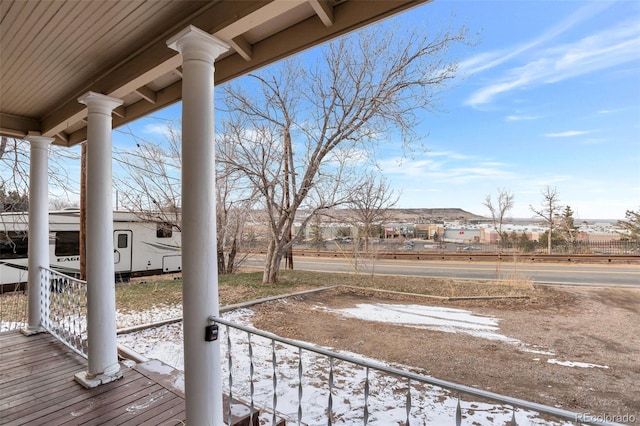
[117,305,582,426]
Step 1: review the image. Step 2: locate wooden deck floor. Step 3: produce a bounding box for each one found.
[0,330,260,426]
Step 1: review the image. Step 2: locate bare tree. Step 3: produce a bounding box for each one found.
[0,137,80,260]
[50,198,78,211]
[482,188,514,248]
[113,125,182,227]
[530,185,562,254]
[113,123,253,274]
[218,118,361,282]
[219,21,469,283]
[215,135,257,274]
[215,197,252,274]
[349,173,399,252]
[1,136,80,213]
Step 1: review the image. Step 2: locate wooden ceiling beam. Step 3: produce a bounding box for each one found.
[134,85,157,104]
[0,113,40,138]
[40,0,426,146]
[309,0,334,27]
[229,35,253,62]
[40,0,271,143]
[112,105,126,118]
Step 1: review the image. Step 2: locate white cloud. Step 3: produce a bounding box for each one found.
[379,154,515,185]
[459,1,613,77]
[543,24,640,83]
[505,114,541,122]
[424,150,471,160]
[530,175,574,187]
[464,16,640,107]
[379,158,440,179]
[325,147,370,167]
[544,130,591,138]
[143,122,181,139]
[579,138,607,146]
[144,123,168,135]
[427,166,516,185]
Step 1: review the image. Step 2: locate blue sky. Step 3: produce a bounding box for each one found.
[114,0,640,220]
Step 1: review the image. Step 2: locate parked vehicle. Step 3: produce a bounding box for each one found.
[0,210,182,288]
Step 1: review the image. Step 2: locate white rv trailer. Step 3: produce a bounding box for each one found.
[0,209,182,288]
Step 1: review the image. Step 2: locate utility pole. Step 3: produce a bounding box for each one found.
[283,130,293,269]
[79,142,86,280]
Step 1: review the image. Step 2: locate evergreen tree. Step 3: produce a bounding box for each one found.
[519,232,536,253]
[0,188,29,212]
[559,205,579,243]
[618,208,640,241]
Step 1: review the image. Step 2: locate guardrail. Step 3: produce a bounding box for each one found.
[40,267,88,358]
[290,250,640,263]
[210,315,622,426]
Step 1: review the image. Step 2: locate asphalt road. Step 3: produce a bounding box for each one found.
[244,254,640,287]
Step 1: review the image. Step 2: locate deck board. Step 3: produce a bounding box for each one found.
[0,330,186,426]
[0,330,262,426]
[26,377,159,426]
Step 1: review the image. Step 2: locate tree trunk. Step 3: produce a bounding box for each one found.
[226,237,238,274]
[263,238,285,284]
[363,223,370,252]
[263,240,275,283]
[217,244,226,275]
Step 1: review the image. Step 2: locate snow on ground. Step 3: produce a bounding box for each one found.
[118,307,574,426]
[547,359,609,369]
[321,303,514,341]
[116,305,183,329]
[321,303,556,356]
[1,321,25,332]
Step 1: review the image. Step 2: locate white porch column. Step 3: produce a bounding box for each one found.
[76,92,123,387]
[167,26,229,425]
[23,134,53,335]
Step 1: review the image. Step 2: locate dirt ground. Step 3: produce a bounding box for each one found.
[248,284,640,419]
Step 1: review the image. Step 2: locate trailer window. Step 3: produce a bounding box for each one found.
[157,223,173,238]
[117,233,128,248]
[0,231,28,259]
[55,231,80,256]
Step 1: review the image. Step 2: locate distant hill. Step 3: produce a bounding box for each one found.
[384,208,487,222]
[302,207,488,223]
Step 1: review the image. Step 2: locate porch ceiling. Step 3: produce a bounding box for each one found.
[0,0,428,147]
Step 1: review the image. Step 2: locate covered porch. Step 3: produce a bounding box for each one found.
[0,1,621,425]
[0,329,268,426]
[1,330,188,426]
[0,1,427,424]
